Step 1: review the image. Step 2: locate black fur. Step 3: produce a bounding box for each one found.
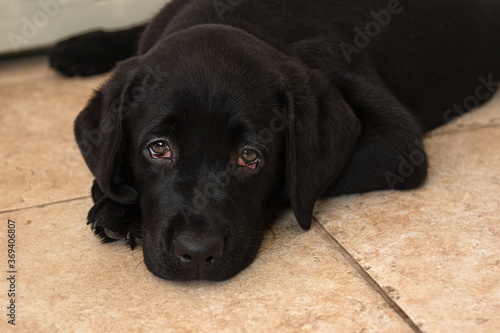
[51,0,500,281]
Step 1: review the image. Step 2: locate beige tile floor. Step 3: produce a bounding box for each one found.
[0,55,499,332]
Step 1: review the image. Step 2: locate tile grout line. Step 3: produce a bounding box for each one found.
[0,196,92,215]
[312,216,422,333]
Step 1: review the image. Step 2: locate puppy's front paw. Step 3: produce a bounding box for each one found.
[87,197,142,249]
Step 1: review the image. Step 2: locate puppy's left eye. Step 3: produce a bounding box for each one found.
[148,140,172,159]
[238,148,261,170]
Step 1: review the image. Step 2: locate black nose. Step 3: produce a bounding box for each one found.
[174,232,224,273]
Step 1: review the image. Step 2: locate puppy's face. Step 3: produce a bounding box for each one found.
[126,54,288,281]
[75,26,361,281]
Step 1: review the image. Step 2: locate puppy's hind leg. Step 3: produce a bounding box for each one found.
[324,73,428,196]
[49,25,145,77]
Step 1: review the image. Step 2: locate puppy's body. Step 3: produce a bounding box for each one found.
[51,0,500,281]
[148,0,500,128]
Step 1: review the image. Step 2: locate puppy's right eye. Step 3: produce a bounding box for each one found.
[148,140,172,159]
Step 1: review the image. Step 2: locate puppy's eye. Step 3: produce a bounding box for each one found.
[238,148,261,170]
[148,140,172,159]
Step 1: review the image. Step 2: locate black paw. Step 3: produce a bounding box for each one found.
[49,31,125,77]
[87,196,142,249]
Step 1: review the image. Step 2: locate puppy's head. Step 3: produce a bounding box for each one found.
[75,25,360,281]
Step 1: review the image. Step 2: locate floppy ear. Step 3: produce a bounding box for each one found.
[282,63,361,230]
[74,67,139,204]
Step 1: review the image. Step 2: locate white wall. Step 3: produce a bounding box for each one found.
[0,0,169,55]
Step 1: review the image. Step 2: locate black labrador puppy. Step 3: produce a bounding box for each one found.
[50,0,500,281]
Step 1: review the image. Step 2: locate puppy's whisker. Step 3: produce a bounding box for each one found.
[121,219,149,233]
